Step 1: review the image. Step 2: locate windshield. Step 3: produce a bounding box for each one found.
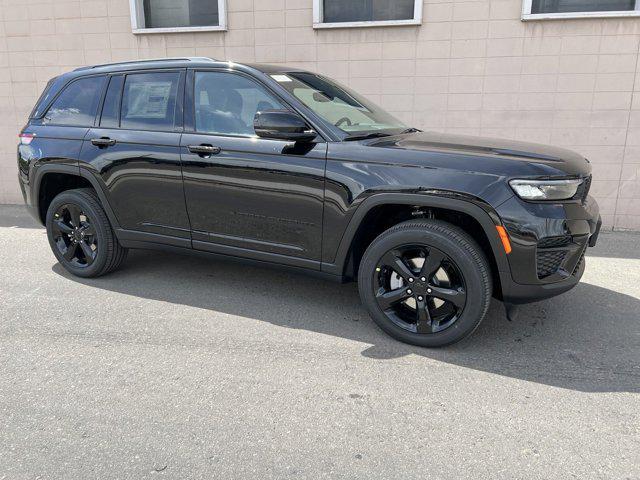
[270,72,407,135]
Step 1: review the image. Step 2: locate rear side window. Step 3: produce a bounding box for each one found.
[121,72,180,131]
[43,76,105,127]
[100,75,124,128]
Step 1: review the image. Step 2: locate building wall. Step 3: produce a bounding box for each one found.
[1,0,640,229]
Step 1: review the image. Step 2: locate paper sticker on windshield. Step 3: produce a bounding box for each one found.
[271,74,292,83]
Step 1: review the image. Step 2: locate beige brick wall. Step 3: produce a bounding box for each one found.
[2,0,640,229]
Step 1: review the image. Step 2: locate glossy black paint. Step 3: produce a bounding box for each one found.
[253,109,317,142]
[78,128,190,240]
[180,132,327,263]
[18,58,601,305]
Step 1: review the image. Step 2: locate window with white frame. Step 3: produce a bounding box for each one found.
[129,0,227,33]
[523,0,640,19]
[313,0,422,28]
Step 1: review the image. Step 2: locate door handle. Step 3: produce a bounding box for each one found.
[188,144,221,157]
[91,137,116,148]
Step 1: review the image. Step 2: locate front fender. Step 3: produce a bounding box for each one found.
[320,191,512,290]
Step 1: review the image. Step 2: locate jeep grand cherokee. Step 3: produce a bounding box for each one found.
[18,58,601,347]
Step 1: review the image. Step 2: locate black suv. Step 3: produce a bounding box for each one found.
[18,58,601,347]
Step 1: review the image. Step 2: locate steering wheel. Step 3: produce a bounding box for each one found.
[335,117,352,127]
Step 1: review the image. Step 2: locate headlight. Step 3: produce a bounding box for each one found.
[509,178,583,201]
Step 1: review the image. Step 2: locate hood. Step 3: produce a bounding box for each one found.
[366,131,592,178]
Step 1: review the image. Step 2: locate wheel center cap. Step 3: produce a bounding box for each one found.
[413,280,428,293]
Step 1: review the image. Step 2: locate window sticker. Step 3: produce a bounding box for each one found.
[271,74,293,83]
[127,82,172,118]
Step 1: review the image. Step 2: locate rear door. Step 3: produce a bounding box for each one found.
[79,70,191,246]
[180,69,327,267]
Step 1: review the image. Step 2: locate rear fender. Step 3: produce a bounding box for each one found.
[31,164,121,229]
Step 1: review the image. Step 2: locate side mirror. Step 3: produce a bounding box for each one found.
[254,110,317,142]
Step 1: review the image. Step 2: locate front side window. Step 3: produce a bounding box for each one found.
[194,71,286,137]
[523,0,639,18]
[131,0,227,32]
[313,0,421,28]
[121,72,180,131]
[43,76,105,127]
[271,72,406,136]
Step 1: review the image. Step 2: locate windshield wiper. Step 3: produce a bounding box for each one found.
[343,132,394,142]
[400,127,422,134]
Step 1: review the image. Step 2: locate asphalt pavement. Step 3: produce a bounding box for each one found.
[1,205,639,479]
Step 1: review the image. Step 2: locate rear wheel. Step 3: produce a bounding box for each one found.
[358,220,492,347]
[46,188,127,278]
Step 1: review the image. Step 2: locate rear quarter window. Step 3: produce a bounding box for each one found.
[42,76,106,127]
[30,78,56,119]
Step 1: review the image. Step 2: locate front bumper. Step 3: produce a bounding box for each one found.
[496,194,600,304]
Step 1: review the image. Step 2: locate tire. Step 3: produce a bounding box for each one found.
[358,219,492,347]
[45,188,128,278]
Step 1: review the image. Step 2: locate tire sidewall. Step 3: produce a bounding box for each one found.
[358,223,491,347]
[46,191,111,278]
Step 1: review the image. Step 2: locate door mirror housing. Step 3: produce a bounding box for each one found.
[254,110,317,142]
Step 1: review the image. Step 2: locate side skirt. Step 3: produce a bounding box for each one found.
[115,229,345,283]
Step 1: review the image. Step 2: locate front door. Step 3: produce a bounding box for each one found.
[180,70,326,268]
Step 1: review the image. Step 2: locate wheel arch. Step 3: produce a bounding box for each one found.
[322,192,512,298]
[33,165,121,229]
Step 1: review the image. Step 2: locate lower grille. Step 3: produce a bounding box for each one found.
[537,235,571,248]
[572,246,587,276]
[537,250,566,278]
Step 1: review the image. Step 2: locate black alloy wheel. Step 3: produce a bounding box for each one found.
[46,188,128,278]
[358,220,492,347]
[51,203,98,268]
[373,245,467,334]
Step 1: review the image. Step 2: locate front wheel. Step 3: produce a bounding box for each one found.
[358,220,492,347]
[46,188,127,278]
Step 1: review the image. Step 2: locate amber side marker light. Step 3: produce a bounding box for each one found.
[496,226,512,254]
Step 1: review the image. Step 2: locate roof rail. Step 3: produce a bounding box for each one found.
[73,57,216,72]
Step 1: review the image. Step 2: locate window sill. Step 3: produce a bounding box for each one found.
[132,25,227,34]
[522,10,640,21]
[313,19,421,29]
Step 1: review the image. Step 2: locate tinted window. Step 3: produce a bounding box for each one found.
[121,72,180,131]
[532,0,634,13]
[31,78,57,118]
[323,0,415,23]
[100,75,124,128]
[143,0,219,28]
[194,72,286,137]
[271,72,405,135]
[43,76,105,127]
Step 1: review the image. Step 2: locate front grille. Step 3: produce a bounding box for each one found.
[537,250,566,278]
[574,175,592,203]
[537,235,571,248]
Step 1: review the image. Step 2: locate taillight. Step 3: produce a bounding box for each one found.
[19,133,35,145]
